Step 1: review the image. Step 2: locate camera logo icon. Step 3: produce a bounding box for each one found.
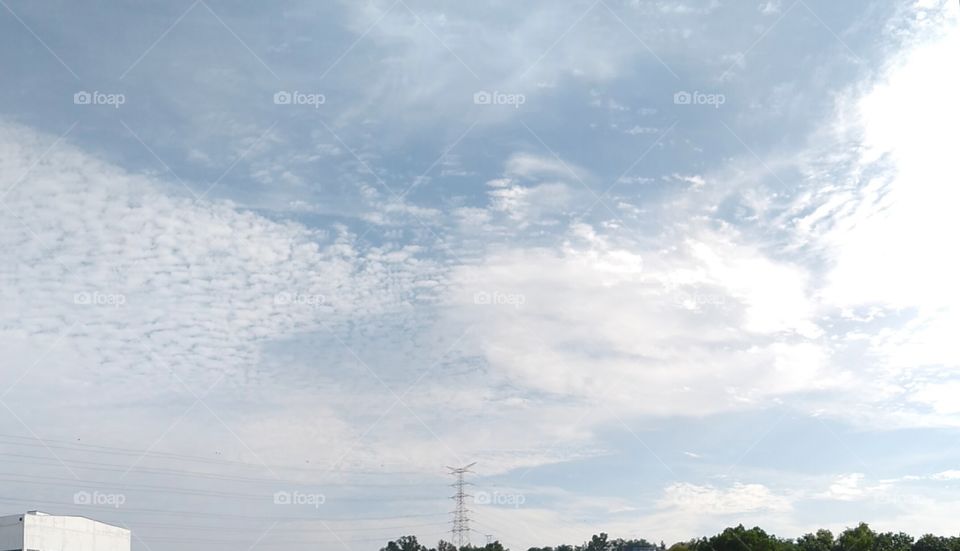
[73,491,92,505]
[74,91,92,105]
[273,91,292,105]
[473,90,492,105]
[273,491,292,505]
[474,491,491,505]
[673,91,692,105]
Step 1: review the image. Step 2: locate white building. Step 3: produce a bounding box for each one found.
[0,511,130,551]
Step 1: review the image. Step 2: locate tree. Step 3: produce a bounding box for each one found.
[610,537,655,551]
[797,529,835,551]
[584,534,611,551]
[690,525,793,551]
[382,536,428,551]
[837,523,877,551]
[459,541,506,551]
[875,532,914,551]
[389,523,960,551]
[914,535,954,551]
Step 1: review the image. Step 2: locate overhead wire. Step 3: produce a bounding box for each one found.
[0,496,448,522]
[0,452,446,487]
[0,433,428,476]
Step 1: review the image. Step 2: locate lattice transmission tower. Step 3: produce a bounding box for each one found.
[447,462,476,547]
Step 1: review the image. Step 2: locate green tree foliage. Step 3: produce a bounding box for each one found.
[387,524,960,551]
[381,536,429,551]
[875,532,914,551]
[688,525,794,551]
[610,537,657,551]
[798,529,836,551]
[585,533,611,551]
[460,542,508,551]
[914,535,960,551]
[837,523,878,551]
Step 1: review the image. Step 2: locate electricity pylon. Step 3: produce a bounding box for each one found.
[447,462,476,547]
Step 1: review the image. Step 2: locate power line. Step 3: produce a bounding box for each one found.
[0,496,447,522]
[0,474,442,502]
[0,433,429,476]
[125,519,451,534]
[469,519,504,544]
[447,462,475,547]
[0,452,446,487]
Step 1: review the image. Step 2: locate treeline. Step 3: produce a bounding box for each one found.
[381,524,960,551]
[673,524,959,551]
[379,536,508,551]
[379,534,657,551]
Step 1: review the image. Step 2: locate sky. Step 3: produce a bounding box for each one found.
[0,0,959,550]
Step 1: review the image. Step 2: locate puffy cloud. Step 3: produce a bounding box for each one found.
[0,120,450,464]
[669,4,960,428]
[482,153,595,228]
[818,473,890,502]
[658,482,793,514]
[444,221,834,420]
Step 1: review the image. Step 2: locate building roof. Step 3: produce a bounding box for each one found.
[0,511,129,532]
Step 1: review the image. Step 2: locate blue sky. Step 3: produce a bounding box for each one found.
[1,1,959,550]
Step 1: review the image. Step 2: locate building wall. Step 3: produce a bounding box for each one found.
[0,514,24,551]
[22,514,130,551]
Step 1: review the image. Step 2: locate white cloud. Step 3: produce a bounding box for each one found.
[902,470,960,482]
[817,473,890,501]
[908,382,960,416]
[444,222,834,421]
[331,0,685,126]
[826,12,960,417]
[482,153,591,227]
[504,152,586,182]
[715,5,960,426]
[759,1,782,15]
[0,120,451,467]
[0,122,660,477]
[659,482,792,514]
[807,7,960,315]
